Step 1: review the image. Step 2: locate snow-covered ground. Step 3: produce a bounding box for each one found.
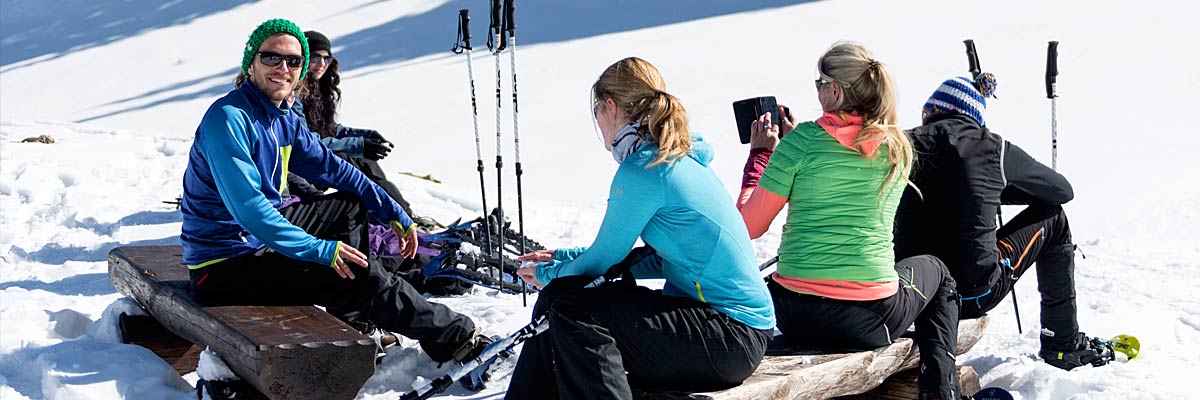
[2,0,1197,398]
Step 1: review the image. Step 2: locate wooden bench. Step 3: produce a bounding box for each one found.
[687,317,989,400]
[108,245,376,400]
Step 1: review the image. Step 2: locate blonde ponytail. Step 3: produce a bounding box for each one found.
[816,42,916,197]
[592,57,692,167]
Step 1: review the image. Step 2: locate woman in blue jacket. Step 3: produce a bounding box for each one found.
[505,57,775,399]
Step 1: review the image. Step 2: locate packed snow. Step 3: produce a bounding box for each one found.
[2,0,1197,399]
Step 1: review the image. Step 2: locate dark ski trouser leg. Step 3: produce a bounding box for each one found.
[189,194,475,363]
[190,252,475,362]
[964,204,1078,349]
[904,256,961,399]
[506,276,593,400]
[280,191,371,323]
[346,156,413,217]
[280,191,369,252]
[505,277,770,400]
[768,255,959,399]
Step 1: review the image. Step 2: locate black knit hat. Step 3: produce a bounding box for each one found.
[304,31,332,56]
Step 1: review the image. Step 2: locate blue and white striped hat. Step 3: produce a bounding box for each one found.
[923,76,987,126]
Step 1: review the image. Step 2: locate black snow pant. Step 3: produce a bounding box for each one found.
[504,276,773,400]
[342,155,413,218]
[959,203,1078,350]
[768,255,961,399]
[187,191,474,362]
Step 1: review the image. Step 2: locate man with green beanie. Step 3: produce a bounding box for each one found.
[180,18,490,369]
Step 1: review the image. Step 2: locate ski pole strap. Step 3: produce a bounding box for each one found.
[452,9,471,54]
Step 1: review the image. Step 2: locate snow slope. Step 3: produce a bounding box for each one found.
[2,0,1198,398]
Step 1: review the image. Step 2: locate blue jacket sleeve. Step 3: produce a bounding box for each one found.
[320,136,364,158]
[289,120,415,232]
[198,106,339,266]
[536,162,661,283]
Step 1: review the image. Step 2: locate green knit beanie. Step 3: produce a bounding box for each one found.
[241,18,309,80]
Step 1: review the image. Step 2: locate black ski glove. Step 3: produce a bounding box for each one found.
[361,129,389,143]
[363,137,393,160]
[348,127,390,144]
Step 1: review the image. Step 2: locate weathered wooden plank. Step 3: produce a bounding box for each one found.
[689,317,989,400]
[119,313,203,374]
[842,365,981,400]
[108,245,376,400]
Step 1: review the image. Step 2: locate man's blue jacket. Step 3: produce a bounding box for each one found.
[180,82,413,269]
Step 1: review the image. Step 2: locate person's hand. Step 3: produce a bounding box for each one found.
[333,241,368,279]
[516,264,545,289]
[360,129,390,145]
[778,104,797,137]
[363,137,393,160]
[391,224,419,259]
[750,112,781,151]
[517,249,555,263]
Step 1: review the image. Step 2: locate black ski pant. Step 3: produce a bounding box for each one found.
[341,155,413,218]
[768,255,961,399]
[187,192,475,362]
[504,276,772,400]
[960,203,1078,350]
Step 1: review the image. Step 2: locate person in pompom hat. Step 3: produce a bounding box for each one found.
[895,73,1109,371]
[180,18,491,367]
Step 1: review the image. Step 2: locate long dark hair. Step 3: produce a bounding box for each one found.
[299,57,342,138]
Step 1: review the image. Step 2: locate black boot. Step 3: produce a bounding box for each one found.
[1038,332,1115,370]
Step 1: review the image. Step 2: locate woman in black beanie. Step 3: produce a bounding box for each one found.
[288,30,413,217]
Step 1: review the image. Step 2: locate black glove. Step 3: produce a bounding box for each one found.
[348,127,389,144]
[363,137,393,160]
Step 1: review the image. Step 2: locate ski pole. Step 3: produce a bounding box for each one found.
[452,9,495,261]
[964,39,981,80]
[502,0,529,307]
[1046,41,1059,170]
[488,0,508,285]
[964,39,1022,333]
[400,247,656,400]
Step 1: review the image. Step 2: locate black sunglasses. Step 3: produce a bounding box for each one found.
[257,51,304,69]
[310,55,334,65]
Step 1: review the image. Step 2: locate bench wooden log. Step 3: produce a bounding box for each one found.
[843,365,981,400]
[108,245,376,400]
[119,313,203,375]
[687,317,988,400]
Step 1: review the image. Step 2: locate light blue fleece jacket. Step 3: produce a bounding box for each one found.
[535,137,775,330]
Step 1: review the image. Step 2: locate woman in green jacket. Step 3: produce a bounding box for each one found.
[737,42,962,400]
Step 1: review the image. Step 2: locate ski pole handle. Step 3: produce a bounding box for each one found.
[460,9,471,48]
[964,39,981,79]
[1046,41,1059,99]
[452,9,471,53]
[504,0,516,32]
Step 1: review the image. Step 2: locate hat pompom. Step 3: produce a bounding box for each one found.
[974,72,998,98]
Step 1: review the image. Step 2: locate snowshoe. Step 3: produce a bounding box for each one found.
[1109,334,1140,361]
[459,335,514,391]
[1038,333,1116,370]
